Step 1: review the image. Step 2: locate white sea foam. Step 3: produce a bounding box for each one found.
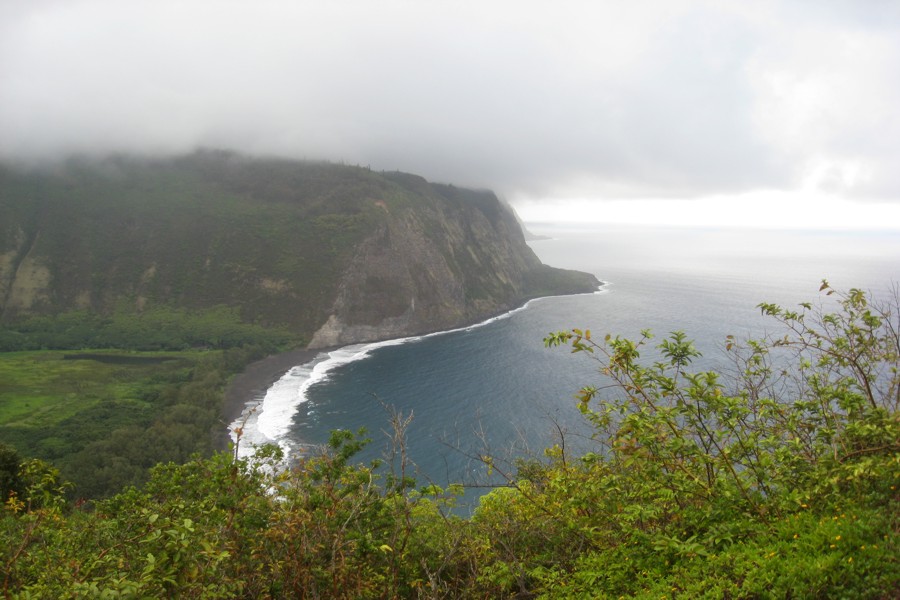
[230,285,609,459]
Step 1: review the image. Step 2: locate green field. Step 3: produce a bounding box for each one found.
[0,350,191,428]
[0,348,241,497]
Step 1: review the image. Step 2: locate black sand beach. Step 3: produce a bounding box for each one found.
[216,347,329,450]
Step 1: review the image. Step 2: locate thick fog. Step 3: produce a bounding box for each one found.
[2,1,899,225]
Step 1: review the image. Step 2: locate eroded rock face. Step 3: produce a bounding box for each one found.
[308,187,551,347]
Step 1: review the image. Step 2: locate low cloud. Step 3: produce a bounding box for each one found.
[2,0,899,203]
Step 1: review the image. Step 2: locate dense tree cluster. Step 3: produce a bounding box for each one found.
[56,345,270,499]
[2,284,897,598]
[0,306,294,352]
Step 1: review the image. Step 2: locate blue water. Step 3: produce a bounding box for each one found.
[275,224,899,509]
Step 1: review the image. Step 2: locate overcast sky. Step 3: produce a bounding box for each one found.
[2,0,899,228]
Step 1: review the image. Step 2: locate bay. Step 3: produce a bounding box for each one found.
[244,224,900,510]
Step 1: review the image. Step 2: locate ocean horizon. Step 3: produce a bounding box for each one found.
[232,224,900,509]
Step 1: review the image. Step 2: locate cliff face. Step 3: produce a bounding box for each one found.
[0,152,598,347]
[308,181,546,347]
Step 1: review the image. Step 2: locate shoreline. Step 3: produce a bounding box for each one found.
[217,285,606,452]
[216,346,334,450]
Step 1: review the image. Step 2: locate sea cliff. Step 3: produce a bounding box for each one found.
[0,151,598,345]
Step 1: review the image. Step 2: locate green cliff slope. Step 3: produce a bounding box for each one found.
[0,151,597,347]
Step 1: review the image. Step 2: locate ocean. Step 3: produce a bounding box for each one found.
[232,224,899,509]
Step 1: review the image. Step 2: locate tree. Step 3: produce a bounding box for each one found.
[0,443,22,503]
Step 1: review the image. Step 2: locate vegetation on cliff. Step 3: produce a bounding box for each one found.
[2,284,896,598]
[0,151,597,347]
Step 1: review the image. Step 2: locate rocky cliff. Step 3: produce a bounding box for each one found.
[0,152,598,347]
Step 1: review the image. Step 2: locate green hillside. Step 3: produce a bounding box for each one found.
[0,151,597,344]
[0,154,404,334]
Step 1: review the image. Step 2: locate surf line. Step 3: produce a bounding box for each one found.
[230,282,610,460]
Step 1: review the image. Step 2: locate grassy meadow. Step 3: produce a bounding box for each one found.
[0,350,194,450]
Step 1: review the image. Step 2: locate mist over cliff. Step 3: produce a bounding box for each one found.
[0,151,598,347]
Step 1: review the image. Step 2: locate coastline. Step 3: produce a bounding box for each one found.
[217,285,606,452]
[216,346,333,450]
